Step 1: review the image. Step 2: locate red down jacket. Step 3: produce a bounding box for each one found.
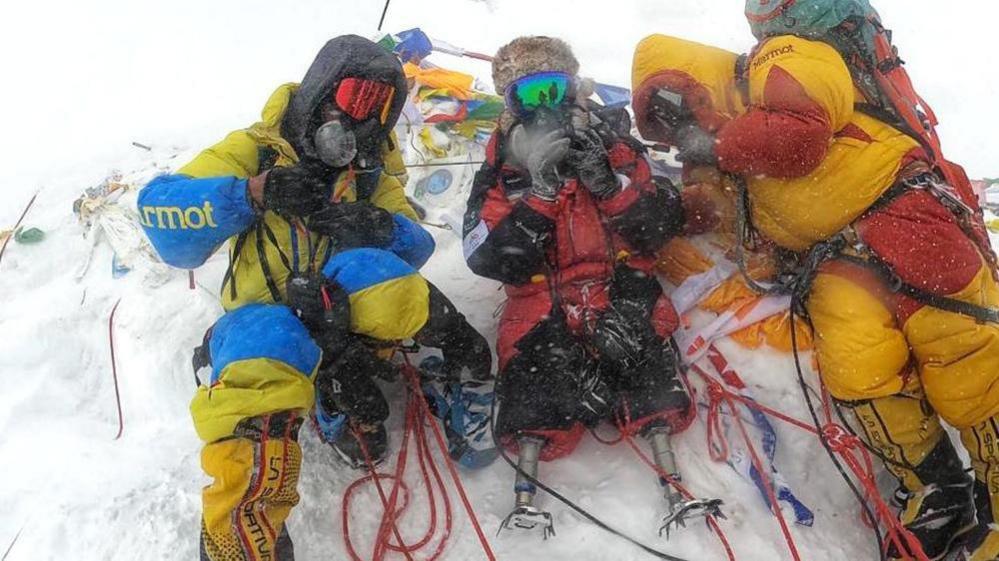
[462,127,684,369]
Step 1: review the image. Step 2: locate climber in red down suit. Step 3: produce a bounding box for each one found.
[463,36,692,466]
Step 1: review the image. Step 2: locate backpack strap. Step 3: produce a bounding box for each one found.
[838,253,999,324]
[254,221,284,304]
[221,231,250,302]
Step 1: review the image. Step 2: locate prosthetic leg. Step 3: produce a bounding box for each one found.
[499,436,556,538]
[646,426,724,538]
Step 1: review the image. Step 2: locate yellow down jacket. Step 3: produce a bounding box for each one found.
[178,82,417,310]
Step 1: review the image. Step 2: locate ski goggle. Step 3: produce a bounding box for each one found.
[504,71,572,116]
[334,77,395,124]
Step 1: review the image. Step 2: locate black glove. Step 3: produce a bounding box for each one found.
[306,201,395,249]
[592,265,664,368]
[674,124,717,166]
[439,327,492,382]
[507,124,570,202]
[262,161,332,217]
[414,283,493,381]
[314,338,394,425]
[568,128,620,199]
[285,272,351,356]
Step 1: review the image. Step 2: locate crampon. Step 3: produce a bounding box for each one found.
[498,505,556,539]
[659,497,726,538]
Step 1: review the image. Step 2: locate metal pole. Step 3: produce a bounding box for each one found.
[377,0,391,31]
[647,426,683,510]
[514,436,544,507]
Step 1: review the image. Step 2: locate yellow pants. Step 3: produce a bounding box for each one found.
[191,305,321,561]
[200,413,303,561]
[807,261,999,517]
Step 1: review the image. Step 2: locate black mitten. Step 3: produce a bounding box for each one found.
[262,161,332,217]
[285,272,351,356]
[306,201,395,249]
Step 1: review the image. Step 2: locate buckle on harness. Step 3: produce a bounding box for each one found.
[902,173,973,218]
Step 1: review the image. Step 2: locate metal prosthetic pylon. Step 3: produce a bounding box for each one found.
[646,426,725,538]
[499,435,556,539]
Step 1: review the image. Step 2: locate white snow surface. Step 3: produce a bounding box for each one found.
[1,1,997,560]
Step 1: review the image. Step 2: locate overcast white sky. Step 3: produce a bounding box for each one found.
[0,0,995,207]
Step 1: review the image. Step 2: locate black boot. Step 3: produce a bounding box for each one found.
[957,419,999,561]
[330,422,389,469]
[889,436,976,561]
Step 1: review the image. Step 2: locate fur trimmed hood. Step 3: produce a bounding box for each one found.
[491,36,579,94]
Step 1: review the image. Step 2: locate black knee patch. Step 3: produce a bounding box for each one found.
[615,343,690,422]
[496,317,594,436]
[315,342,390,425]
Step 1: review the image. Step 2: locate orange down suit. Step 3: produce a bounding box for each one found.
[633,34,999,513]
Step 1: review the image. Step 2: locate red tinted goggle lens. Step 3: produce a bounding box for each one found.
[334,77,395,123]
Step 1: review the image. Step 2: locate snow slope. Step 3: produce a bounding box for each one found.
[0,1,996,560]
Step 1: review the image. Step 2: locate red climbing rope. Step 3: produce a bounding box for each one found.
[340,354,496,561]
[693,345,931,561]
[590,426,625,446]
[400,358,496,561]
[343,380,449,561]
[692,360,802,561]
[617,419,737,561]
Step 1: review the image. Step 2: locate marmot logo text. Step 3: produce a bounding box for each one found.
[139,202,218,230]
[753,44,794,68]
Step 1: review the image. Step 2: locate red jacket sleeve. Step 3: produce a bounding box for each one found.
[716,66,832,178]
[598,142,685,254]
[716,36,855,179]
[462,134,556,285]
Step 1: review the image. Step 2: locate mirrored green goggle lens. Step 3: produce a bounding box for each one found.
[506,72,571,113]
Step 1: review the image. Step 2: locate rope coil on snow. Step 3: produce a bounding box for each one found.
[341,353,495,561]
[696,337,933,561]
[688,362,801,561]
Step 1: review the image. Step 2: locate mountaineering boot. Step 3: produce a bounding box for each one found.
[857,407,973,559]
[647,424,724,538]
[960,480,999,561]
[849,394,975,560]
[960,420,999,561]
[312,389,389,470]
[892,433,977,561]
[499,435,555,538]
[421,355,499,470]
[891,477,976,561]
[330,422,389,469]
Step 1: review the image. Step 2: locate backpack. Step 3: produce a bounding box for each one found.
[744,0,980,213]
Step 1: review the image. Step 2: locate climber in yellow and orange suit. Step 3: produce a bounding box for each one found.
[633,30,999,561]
